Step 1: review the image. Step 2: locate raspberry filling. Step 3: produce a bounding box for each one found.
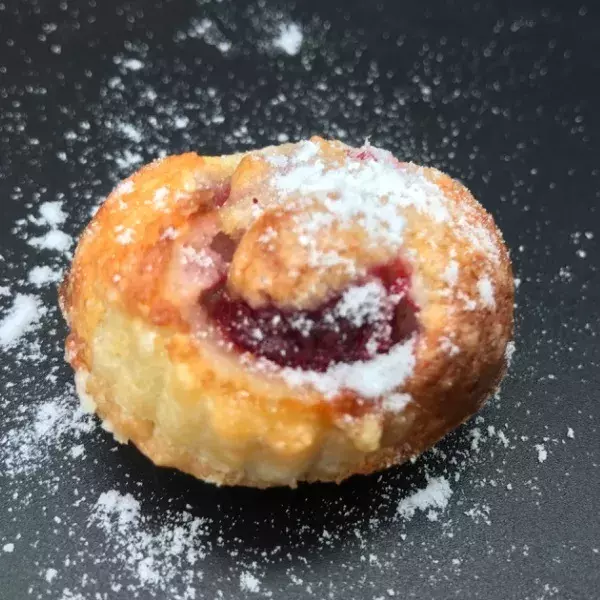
[205,260,418,372]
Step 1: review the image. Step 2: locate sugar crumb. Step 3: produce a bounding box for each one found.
[397,477,452,519]
[0,294,45,348]
[240,571,261,593]
[273,23,303,56]
[535,444,547,463]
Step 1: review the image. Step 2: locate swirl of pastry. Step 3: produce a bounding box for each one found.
[60,137,514,487]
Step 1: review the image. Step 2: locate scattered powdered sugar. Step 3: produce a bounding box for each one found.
[504,340,516,367]
[181,246,216,269]
[282,337,416,398]
[28,265,63,287]
[95,490,141,529]
[29,229,73,252]
[153,186,170,208]
[115,227,135,245]
[0,294,45,348]
[0,390,94,477]
[239,571,262,593]
[440,336,460,356]
[272,23,304,56]
[115,149,143,170]
[477,276,496,308]
[26,200,73,253]
[334,281,389,327]
[397,477,453,520]
[121,57,144,71]
[116,121,143,144]
[535,444,548,463]
[186,18,232,54]
[273,143,450,261]
[89,489,209,598]
[441,260,459,286]
[37,201,67,227]
[381,393,412,413]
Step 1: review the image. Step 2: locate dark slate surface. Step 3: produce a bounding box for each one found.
[0,1,598,598]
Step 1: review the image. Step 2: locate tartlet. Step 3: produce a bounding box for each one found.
[60,137,514,487]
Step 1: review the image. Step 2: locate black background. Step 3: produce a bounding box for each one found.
[0,0,599,598]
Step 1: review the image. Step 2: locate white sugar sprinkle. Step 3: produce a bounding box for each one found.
[115,149,143,170]
[335,281,388,327]
[29,229,73,252]
[0,294,44,348]
[269,142,452,273]
[477,276,496,308]
[240,571,261,593]
[397,477,453,519]
[381,393,412,413]
[28,265,62,287]
[282,338,416,398]
[3,543,14,553]
[273,23,303,56]
[70,444,85,458]
[504,341,516,367]
[442,260,459,286]
[89,489,208,598]
[38,201,67,227]
[115,180,135,195]
[115,228,135,245]
[1,392,94,477]
[153,186,170,208]
[535,444,547,463]
[122,58,144,71]
[95,490,141,529]
[117,122,143,143]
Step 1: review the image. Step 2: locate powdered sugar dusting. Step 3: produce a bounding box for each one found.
[442,260,459,286]
[397,477,453,519]
[0,389,94,477]
[535,444,548,463]
[95,490,141,529]
[240,571,262,593]
[382,393,412,413]
[282,337,416,398]
[334,281,389,327]
[477,276,496,308]
[38,201,67,227]
[28,265,63,287]
[272,144,450,261]
[272,23,304,56]
[29,229,73,252]
[0,294,45,348]
[505,340,516,366]
[89,489,209,598]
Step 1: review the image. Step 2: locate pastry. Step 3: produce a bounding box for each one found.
[59,137,514,487]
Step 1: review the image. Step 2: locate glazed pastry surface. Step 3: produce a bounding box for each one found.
[60,137,514,487]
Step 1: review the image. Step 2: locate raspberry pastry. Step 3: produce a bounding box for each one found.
[60,137,514,487]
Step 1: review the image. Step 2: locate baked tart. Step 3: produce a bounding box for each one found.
[60,137,514,487]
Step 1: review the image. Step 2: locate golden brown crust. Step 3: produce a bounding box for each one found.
[61,137,514,487]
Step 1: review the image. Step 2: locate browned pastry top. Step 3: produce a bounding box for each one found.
[61,137,513,425]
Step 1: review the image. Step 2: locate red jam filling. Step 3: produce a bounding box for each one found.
[205,260,418,372]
